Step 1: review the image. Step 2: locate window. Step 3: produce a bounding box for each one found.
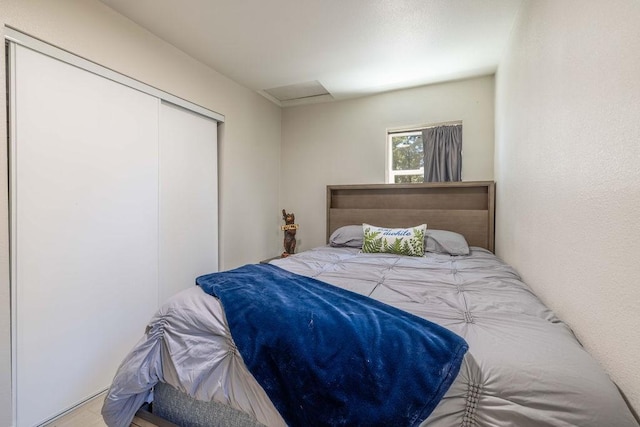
[387,131,424,183]
[387,122,463,183]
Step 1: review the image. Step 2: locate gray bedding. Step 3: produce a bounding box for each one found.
[102,246,637,426]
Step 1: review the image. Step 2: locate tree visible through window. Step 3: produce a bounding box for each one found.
[388,131,424,183]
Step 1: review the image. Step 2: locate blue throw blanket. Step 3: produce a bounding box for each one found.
[197,264,468,427]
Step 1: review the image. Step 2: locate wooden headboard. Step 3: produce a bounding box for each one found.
[326,181,495,252]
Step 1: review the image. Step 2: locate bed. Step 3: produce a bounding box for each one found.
[102,182,638,427]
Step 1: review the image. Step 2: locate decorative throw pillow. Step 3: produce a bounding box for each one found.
[362,224,426,257]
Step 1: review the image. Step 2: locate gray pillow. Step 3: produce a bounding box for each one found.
[329,225,364,248]
[425,229,470,255]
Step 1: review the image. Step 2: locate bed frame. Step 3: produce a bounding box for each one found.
[327,181,495,252]
[141,181,496,426]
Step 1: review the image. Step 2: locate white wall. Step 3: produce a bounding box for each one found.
[0,1,282,425]
[495,0,640,414]
[281,76,495,251]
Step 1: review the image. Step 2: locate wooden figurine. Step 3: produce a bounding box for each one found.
[281,209,298,257]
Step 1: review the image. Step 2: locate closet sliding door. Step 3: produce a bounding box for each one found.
[11,45,160,427]
[159,102,218,302]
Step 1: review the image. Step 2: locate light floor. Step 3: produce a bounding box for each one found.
[43,393,155,427]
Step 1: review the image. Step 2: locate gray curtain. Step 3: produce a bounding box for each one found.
[422,124,462,182]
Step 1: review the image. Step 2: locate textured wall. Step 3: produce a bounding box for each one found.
[0,1,282,425]
[281,76,495,251]
[495,0,640,414]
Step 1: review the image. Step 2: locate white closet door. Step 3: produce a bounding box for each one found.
[12,46,160,427]
[159,101,218,302]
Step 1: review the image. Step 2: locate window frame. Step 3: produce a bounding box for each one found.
[386,130,424,184]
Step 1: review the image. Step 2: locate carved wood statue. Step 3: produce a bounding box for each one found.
[281,209,298,257]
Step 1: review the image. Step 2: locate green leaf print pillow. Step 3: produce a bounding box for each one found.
[362,223,426,257]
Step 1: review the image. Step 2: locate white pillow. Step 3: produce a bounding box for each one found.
[362,224,426,257]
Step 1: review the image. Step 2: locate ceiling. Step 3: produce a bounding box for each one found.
[99,0,522,106]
